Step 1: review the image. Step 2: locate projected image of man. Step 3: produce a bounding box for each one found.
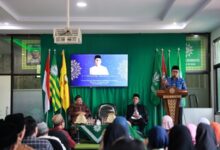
[89,55,109,75]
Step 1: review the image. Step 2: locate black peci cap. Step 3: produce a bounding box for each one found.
[171,65,179,70]
[133,93,140,98]
[94,55,101,59]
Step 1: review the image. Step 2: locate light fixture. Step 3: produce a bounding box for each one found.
[161,22,187,30]
[77,2,87,8]
[193,35,199,38]
[4,22,9,26]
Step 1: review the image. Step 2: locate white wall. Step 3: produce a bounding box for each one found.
[0,76,11,119]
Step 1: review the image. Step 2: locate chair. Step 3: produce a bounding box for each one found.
[98,103,117,123]
[188,94,199,107]
[47,138,63,150]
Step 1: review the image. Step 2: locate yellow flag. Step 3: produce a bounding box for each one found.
[60,50,70,111]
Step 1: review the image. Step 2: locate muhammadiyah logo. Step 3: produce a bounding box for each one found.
[151,72,160,94]
[153,72,160,85]
[51,65,58,76]
[186,43,193,58]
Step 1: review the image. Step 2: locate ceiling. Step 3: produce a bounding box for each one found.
[0,0,220,34]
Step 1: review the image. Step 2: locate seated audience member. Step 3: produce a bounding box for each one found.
[186,123,197,145]
[113,116,144,142]
[161,115,174,133]
[0,121,19,150]
[68,95,91,124]
[195,123,217,150]
[198,117,210,125]
[126,93,148,133]
[110,137,145,150]
[211,122,220,145]
[168,125,194,150]
[22,116,53,150]
[101,119,130,150]
[49,114,76,150]
[5,113,33,150]
[148,126,168,150]
[37,122,66,150]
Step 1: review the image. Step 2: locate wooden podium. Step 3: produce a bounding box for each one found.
[157,87,188,124]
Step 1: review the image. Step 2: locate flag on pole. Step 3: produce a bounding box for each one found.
[60,50,70,112]
[161,49,167,80]
[42,51,50,113]
[167,50,171,77]
[178,48,186,107]
[150,49,162,106]
[50,51,62,112]
[177,48,183,78]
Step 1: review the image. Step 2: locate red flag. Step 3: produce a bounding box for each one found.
[161,50,167,79]
[42,53,50,113]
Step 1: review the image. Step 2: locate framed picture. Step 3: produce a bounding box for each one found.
[26,43,41,65]
[186,35,208,72]
[21,40,41,70]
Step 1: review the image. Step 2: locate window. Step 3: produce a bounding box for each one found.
[185,34,210,108]
[214,38,220,112]
[214,40,220,65]
[0,35,11,74]
[11,35,43,121]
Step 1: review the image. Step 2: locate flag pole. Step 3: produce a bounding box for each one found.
[45,49,51,124]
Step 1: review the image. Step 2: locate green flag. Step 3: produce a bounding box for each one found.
[167,50,171,77]
[50,52,62,112]
[150,50,162,106]
[178,48,186,107]
[178,48,183,78]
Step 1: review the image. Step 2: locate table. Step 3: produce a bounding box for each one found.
[77,125,107,143]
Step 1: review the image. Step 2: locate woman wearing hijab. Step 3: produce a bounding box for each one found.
[168,125,195,150]
[114,116,144,142]
[110,137,145,150]
[186,123,197,145]
[148,126,168,150]
[101,117,130,150]
[211,122,220,146]
[161,115,174,133]
[195,123,217,150]
[198,117,210,125]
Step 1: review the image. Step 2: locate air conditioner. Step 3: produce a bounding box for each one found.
[53,28,82,44]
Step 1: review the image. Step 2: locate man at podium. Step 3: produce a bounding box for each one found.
[162,65,187,124]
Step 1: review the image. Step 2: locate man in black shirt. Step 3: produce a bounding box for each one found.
[126,93,148,133]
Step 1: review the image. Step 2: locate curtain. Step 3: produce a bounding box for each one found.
[41,34,186,130]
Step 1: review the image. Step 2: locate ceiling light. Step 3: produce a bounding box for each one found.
[193,35,199,38]
[4,22,9,26]
[161,22,187,30]
[173,22,177,25]
[77,2,87,7]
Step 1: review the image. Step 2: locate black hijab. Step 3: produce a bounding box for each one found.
[195,123,217,150]
[168,125,195,150]
[103,123,130,150]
